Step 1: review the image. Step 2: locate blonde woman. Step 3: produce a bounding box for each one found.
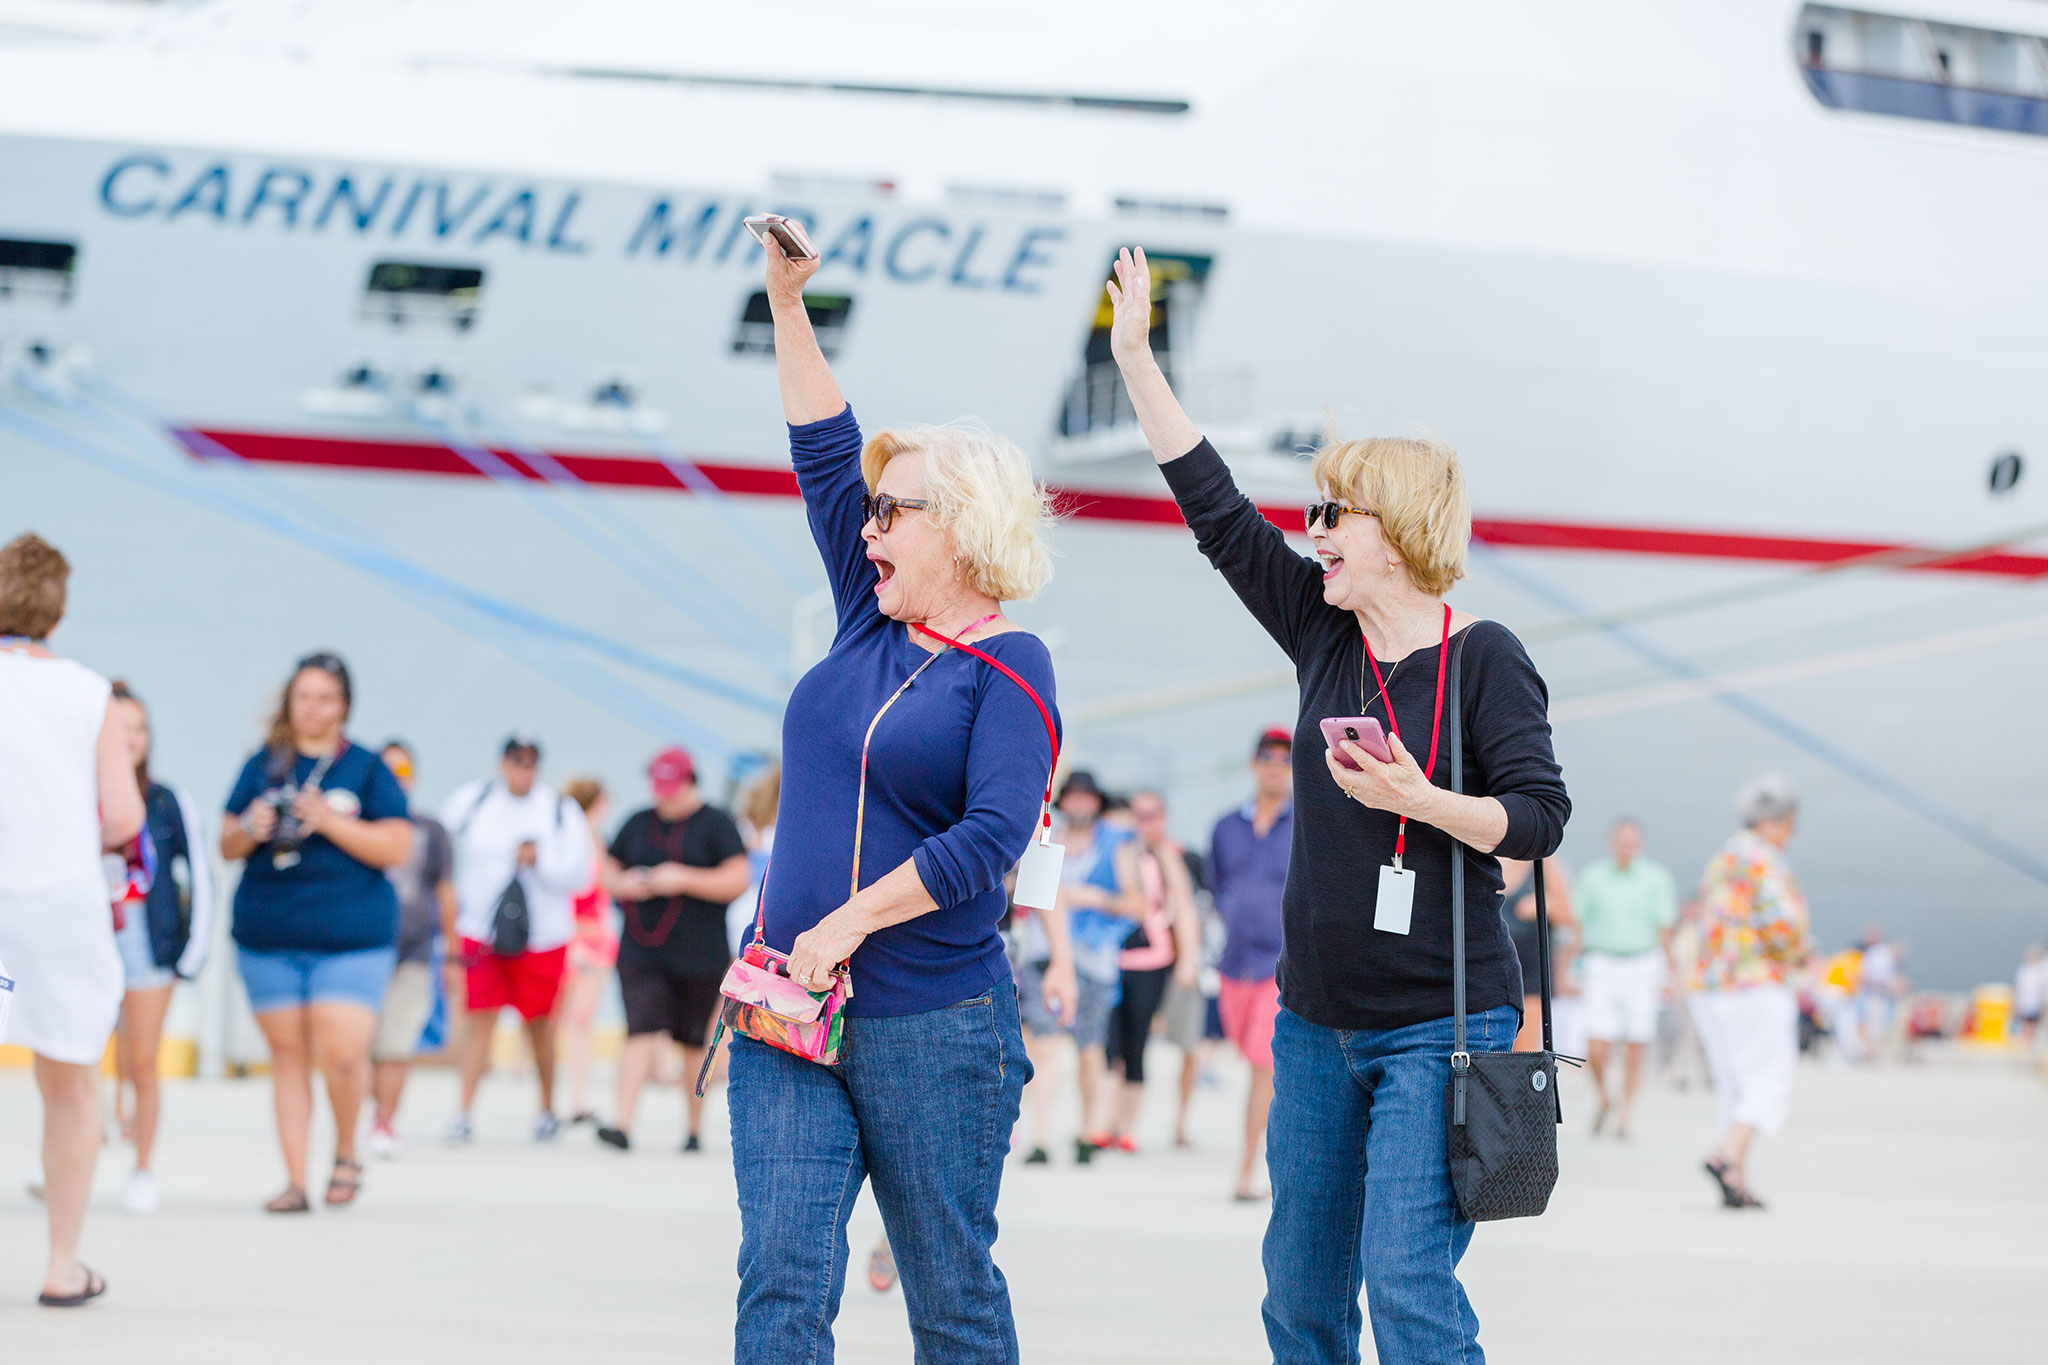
[727,237,1070,1362]
[0,533,146,1306]
[1108,248,1570,1364]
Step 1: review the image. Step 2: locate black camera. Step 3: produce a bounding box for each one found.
[265,785,305,867]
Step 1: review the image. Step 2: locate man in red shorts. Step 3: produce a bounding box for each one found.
[440,736,593,1144]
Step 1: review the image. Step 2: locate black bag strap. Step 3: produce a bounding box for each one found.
[456,781,497,838]
[1451,634,1470,1124]
[1533,849,1556,1057]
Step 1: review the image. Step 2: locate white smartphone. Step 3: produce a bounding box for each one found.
[743,213,819,261]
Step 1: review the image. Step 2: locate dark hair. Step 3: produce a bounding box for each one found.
[0,532,69,639]
[381,738,413,759]
[110,679,150,797]
[265,651,353,758]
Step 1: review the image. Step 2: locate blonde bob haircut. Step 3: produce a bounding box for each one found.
[861,420,1055,602]
[1311,435,1471,597]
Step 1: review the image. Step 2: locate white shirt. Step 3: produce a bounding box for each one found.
[2016,959,2046,1016]
[439,778,592,954]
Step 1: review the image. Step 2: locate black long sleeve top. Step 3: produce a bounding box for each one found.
[1163,439,1571,1030]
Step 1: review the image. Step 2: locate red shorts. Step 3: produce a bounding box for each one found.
[462,940,568,1021]
[1218,975,1281,1071]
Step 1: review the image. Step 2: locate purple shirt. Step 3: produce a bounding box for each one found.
[1208,801,1292,982]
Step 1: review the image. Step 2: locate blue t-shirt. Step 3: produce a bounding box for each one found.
[225,741,408,954]
[762,406,1061,1017]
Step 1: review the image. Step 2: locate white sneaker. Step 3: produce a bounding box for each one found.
[26,1165,45,1202]
[443,1113,474,1146]
[367,1122,402,1161]
[533,1111,562,1143]
[123,1169,160,1214]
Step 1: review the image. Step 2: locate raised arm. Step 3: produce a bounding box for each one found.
[765,237,844,425]
[1106,247,1204,465]
[1106,246,1326,660]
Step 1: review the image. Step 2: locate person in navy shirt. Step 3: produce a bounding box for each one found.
[220,653,412,1214]
[727,236,1066,1364]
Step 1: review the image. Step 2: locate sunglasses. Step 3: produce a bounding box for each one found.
[862,492,930,533]
[1304,502,1377,532]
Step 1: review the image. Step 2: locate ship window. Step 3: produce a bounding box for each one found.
[1797,5,2048,136]
[0,238,78,306]
[360,261,485,333]
[730,291,854,359]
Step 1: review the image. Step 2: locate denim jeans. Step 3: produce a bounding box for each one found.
[1262,1003,1520,1365]
[729,985,1031,1365]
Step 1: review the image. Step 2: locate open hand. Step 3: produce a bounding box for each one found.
[1324,730,1437,820]
[762,230,820,306]
[1103,246,1154,369]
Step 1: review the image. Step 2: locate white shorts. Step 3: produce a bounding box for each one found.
[1688,985,1798,1137]
[1581,951,1663,1044]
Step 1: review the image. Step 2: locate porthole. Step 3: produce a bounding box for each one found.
[1989,451,2023,494]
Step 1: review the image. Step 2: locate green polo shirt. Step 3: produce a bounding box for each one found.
[1575,857,1677,957]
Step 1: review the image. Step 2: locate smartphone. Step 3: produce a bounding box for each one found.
[743,213,819,261]
[1320,716,1393,769]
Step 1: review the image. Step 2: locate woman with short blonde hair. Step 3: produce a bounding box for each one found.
[721,238,1070,1361]
[1108,248,1570,1362]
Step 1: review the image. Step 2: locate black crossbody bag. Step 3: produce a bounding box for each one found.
[1444,635,1565,1222]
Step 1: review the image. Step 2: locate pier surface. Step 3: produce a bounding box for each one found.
[4,1049,2045,1362]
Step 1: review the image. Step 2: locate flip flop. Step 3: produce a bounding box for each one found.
[38,1266,107,1308]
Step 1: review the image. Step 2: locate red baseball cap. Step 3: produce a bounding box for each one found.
[1254,727,1293,755]
[648,746,696,796]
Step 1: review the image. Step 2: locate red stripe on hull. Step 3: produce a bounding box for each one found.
[192,428,2048,580]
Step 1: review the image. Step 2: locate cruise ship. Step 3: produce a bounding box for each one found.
[3,0,2045,997]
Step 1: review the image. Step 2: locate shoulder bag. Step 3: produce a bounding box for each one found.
[1444,633,1567,1222]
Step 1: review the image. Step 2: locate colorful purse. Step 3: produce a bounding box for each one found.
[695,617,1060,1094]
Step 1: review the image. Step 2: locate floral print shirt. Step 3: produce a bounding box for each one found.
[1692,829,1812,992]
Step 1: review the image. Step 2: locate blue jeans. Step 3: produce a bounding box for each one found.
[729,986,1031,1364]
[1262,1003,1520,1365]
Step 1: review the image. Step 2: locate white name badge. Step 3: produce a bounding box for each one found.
[1013,838,1065,914]
[1374,865,1416,935]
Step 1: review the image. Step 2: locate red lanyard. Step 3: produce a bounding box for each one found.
[1362,603,1451,867]
[912,616,1062,845]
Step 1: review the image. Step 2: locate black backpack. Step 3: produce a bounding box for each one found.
[456,781,567,959]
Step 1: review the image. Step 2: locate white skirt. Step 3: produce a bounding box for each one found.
[1688,984,1798,1137]
[0,886,123,1066]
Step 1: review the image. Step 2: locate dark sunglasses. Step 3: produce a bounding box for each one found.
[1304,502,1378,532]
[862,492,931,533]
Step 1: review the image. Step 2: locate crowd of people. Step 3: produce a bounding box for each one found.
[0,236,2001,1362]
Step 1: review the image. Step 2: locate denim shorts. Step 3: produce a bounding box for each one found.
[115,907,175,992]
[238,944,397,1015]
[1014,960,1113,1049]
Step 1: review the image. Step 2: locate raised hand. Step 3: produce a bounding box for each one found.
[763,231,821,306]
[1104,247,1155,368]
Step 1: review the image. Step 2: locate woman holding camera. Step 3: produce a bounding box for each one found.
[1107,249,1569,1363]
[730,236,1068,1362]
[221,653,411,1212]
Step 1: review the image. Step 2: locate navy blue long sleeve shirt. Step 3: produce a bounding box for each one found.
[762,406,1062,1016]
[1163,439,1570,1030]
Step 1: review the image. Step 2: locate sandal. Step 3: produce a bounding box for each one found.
[324,1158,362,1207]
[1703,1158,1741,1209]
[38,1266,107,1308]
[264,1185,311,1214]
[866,1239,898,1294]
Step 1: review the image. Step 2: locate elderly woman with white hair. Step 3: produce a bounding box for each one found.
[728,238,1069,1362]
[1108,250,1570,1364]
[1690,773,1813,1211]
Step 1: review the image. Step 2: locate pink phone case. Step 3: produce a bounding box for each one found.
[1320,717,1392,769]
